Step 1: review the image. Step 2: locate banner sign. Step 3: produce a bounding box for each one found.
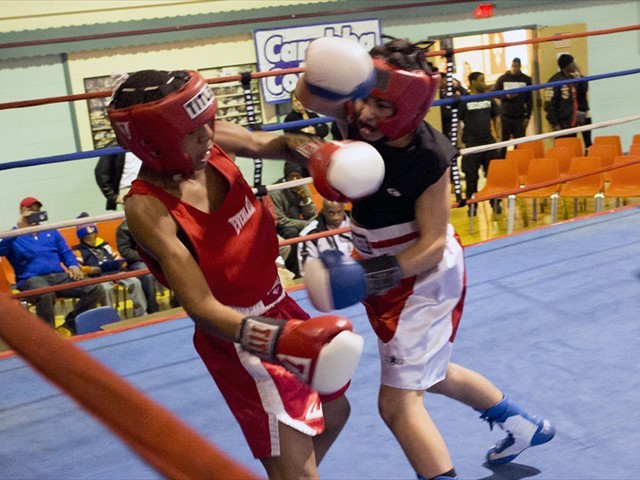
[253,19,381,104]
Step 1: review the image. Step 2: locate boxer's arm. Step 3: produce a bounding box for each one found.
[395,167,451,277]
[126,193,364,391]
[125,194,243,340]
[215,120,299,163]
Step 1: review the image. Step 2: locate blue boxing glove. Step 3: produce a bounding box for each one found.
[305,250,403,312]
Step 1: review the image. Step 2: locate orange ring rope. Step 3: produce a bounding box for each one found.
[426,24,640,57]
[1,24,638,111]
[0,292,260,480]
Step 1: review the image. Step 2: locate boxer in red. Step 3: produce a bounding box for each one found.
[107,69,365,479]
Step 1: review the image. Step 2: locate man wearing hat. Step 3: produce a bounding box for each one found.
[74,215,147,318]
[269,161,318,277]
[493,57,533,142]
[0,197,102,334]
[544,53,584,142]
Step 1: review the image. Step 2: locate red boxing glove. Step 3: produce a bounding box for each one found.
[294,139,385,202]
[237,315,364,395]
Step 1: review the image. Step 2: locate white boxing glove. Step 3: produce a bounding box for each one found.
[303,37,376,101]
[236,314,364,395]
[291,137,385,202]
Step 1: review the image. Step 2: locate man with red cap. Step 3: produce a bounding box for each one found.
[0,197,102,334]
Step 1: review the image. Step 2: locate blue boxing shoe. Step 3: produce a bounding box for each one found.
[479,396,555,465]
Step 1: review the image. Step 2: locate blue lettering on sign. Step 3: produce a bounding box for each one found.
[258,25,378,101]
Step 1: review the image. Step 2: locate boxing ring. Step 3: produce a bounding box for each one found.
[1,22,640,480]
[2,205,639,479]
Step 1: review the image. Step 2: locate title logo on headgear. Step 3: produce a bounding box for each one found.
[183,85,215,120]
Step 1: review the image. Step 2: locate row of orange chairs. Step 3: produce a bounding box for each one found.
[516,134,637,160]
[512,134,640,183]
[471,151,640,234]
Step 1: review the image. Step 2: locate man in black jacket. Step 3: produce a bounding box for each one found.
[94,151,125,210]
[544,54,580,136]
[493,58,532,141]
[94,149,142,210]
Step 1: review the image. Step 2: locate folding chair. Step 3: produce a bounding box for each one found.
[554,136,584,158]
[593,135,623,157]
[545,146,574,180]
[516,139,545,159]
[587,144,618,182]
[605,156,640,207]
[75,306,122,335]
[506,148,534,185]
[559,156,605,217]
[0,259,13,295]
[470,158,520,234]
[631,134,640,147]
[517,157,562,223]
[629,144,640,156]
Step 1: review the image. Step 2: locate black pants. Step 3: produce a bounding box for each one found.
[128,261,159,313]
[581,117,592,150]
[462,150,498,199]
[18,272,102,327]
[501,115,526,141]
[276,225,302,278]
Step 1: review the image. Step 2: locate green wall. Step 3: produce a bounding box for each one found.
[0,0,638,230]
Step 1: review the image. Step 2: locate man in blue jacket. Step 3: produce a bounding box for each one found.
[0,197,102,334]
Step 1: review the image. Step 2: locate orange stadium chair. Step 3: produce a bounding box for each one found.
[631,134,640,147]
[470,158,520,234]
[559,156,605,217]
[0,259,14,295]
[516,139,545,159]
[629,144,640,156]
[545,146,575,180]
[506,148,535,185]
[517,157,562,223]
[587,144,618,182]
[554,136,584,158]
[593,135,623,157]
[605,156,640,207]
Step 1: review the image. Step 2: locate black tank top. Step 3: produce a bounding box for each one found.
[352,122,458,229]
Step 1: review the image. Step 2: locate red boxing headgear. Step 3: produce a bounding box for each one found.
[107,70,218,176]
[370,58,441,140]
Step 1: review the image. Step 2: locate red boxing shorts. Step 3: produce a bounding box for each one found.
[193,293,343,459]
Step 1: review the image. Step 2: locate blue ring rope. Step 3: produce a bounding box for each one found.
[1,68,638,172]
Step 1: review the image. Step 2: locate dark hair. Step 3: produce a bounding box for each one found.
[369,36,434,73]
[110,70,190,109]
[557,54,574,70]
[284,161,303,178]
[468,71,484,84]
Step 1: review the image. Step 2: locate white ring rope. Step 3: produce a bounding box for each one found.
[2,114,639,240]
[459,114,640,156]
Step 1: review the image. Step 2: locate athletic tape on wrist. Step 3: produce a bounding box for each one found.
[359,255,402,295]
[237,316,284,361]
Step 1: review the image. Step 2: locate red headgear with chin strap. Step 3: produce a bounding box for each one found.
[370,58,441,140]
[107,70,218,177]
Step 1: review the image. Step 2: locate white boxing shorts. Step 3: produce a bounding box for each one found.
[353,223,466,391]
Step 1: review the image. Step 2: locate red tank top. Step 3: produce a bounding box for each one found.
[128,145,280,307]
